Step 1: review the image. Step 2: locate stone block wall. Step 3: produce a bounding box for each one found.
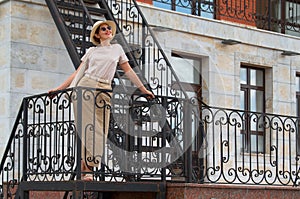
[0,0,11,154]
[0,0,73,155]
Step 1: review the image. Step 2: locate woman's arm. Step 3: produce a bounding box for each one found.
[119,62,155,99]
[48,62,85,93]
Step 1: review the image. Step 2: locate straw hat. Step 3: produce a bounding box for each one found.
[90,20,117,45]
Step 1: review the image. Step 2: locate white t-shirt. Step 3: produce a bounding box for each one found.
[81,44,129,82]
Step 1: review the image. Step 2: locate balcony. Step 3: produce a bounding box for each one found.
[149,0,300,37]
[201,104,300,185]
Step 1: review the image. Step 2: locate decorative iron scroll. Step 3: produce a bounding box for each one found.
[152,0,300,35]
[200,104,300,186]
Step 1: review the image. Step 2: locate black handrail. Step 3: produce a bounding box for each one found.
[0,102,24,174]
[132,0,188,99]
[79,0,93,24]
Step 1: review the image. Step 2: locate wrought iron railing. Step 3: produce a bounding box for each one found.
[152,0,300,36]
[45,0,194,184]
[48,0,197,180]
[199,103,300,186]
[1,87,300,197]
[0,105,24,198]
[0,87,196,198]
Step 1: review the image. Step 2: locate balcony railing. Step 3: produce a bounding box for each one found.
[199,104,300,186]
[1,87,300,198]
[151,0,300,36]
[0,87,196,198]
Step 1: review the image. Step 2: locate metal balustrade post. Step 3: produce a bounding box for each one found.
[295,118,300,186]
[22,98,28,182]
[183,100,192,182]
[141,21,146,77]
[21,98,29,199]
[161,97,167,181]
[198,120,205,183]
[76,87,83,180]
[267,0,272,31]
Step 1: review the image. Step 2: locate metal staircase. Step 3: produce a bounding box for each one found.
[45,0,195,179]
[0,0,202,198]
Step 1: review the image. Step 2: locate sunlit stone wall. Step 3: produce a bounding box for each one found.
[0,0,73,155]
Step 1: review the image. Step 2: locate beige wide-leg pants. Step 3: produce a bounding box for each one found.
[72,76,111,168]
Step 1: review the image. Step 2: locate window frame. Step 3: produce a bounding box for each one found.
[240,65,266,153]
[170,52,203,101]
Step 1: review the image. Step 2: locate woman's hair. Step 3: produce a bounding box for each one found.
[93,26,101,44]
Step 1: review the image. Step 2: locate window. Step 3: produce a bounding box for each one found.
[153,0,214,19]
[170,52,202,172]
[240,66,265,153]
[170,52,202,99]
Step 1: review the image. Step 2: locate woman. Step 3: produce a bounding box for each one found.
[49,20,154,181]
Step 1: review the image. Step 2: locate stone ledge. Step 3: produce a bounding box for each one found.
[167,182,300,190]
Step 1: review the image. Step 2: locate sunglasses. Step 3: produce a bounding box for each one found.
[100,26,112,32]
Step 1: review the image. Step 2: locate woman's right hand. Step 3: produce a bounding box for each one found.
[48,88,59,99]
[48,85,66,98]
[47,69,76,99]
[48,80,71,98]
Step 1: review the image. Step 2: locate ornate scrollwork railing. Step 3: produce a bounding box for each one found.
[1,88,300,199]
[0,87,196,197]
[152,0,300,35]
[198,103,300,186]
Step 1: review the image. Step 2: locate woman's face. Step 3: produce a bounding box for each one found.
[95,24,113,42]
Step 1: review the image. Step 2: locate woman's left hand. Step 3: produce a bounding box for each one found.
[140,87,155,99]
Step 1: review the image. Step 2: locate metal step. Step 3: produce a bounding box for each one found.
[73,39,94,48]
[56,1,107,16]
[68,26,90,35]
[60,13,99,24]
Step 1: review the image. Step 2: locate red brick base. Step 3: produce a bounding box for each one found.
[30,191,65,199]
[166,183,300,199]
